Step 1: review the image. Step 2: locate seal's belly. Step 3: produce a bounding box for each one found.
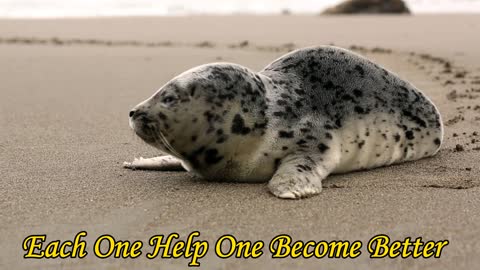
[332,112,442,174]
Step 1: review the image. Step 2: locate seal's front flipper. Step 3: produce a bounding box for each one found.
[123,156,186,171]
[268,154,336,199]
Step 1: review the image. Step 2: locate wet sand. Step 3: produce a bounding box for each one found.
[0,15,479,269]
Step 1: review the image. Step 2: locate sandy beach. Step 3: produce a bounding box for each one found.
[1,15,479,269]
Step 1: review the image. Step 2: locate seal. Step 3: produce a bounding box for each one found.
[124,46,443,199]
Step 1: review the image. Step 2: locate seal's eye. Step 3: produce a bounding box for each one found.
[161,95,177,106]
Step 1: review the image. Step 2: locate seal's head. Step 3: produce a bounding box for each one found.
[129,63,268,168]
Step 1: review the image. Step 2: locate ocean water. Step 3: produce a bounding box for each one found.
[0,0,479,18]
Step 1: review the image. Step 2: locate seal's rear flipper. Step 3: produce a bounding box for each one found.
[123,156,186,171]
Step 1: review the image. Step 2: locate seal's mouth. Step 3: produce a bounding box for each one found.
[129,113,182,158]
[135,124,158,144]
[129,113,157,144]
[153,128,183,158]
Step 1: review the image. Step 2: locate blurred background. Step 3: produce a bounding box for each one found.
[1,0,480,18]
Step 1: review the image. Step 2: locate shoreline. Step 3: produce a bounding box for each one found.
[1,14,479,69]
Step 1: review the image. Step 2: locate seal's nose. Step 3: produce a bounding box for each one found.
[129,109,148,121]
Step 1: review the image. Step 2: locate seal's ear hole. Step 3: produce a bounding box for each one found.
[189,85,197,97]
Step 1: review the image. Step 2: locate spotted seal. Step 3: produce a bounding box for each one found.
[124,46,443,199]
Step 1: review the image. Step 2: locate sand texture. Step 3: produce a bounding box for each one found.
[0,15,479,269]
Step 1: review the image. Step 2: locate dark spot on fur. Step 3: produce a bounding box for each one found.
[405,130,415,140]
[434,138,441,145]
[402,110,427,128]
[254,122,267,130]
[318,143,329,153]
[358,140,365,149]
[189,85,197,96]
[335,119,342,128]
[186,146,205,166]
[296,139,307,145]
[354,106,366,114]
[279,131,294,138]
[354,65,365,76]
[295,89,306,95]
[231,114,251,135]
[342,95,354,102]
[216,136,227,144]
[323,81,335,90]
[277,100,287,106]
[294,101,303,108]
[204,148,223,164]
[158,112,167,120]
[353,89,363,98]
